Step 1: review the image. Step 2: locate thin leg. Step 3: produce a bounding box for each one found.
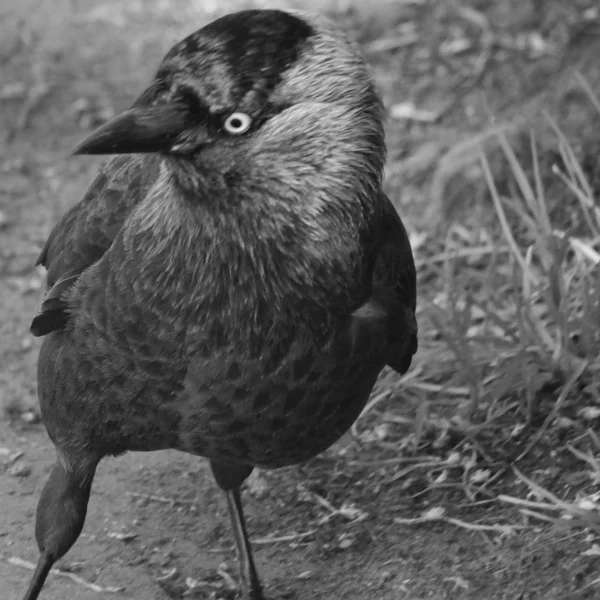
[225,488,264,600]
[22,460,96,600]
[22,555,53,600]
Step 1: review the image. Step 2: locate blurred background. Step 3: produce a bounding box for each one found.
[2,1,600,598]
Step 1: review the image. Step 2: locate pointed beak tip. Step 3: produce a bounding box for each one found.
[70,144,86,157]
[70,135,105,156]
[68,103,186,156]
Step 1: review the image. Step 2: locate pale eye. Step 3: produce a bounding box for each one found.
[223,112,252,135]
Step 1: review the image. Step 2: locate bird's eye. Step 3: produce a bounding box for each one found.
[223,112,252,135]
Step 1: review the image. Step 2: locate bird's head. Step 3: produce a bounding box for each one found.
[73,9,385,201]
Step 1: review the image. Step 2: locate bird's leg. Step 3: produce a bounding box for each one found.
[22,456,98,600]
[210,460,264,600]
[22,556,53,600]
[225,488,263,599]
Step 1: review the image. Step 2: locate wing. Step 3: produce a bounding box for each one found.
[371,192,418,374]
[31,154,161,337]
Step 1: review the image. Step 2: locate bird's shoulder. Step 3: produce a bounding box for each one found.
[31,154,161,337]
[38,154,160,285]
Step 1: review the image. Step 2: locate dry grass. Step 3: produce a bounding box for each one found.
[355,73,600,538]
[422,77,600,420]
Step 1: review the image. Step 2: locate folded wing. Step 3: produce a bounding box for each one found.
[31,154,161,336]
[372,192,418,374]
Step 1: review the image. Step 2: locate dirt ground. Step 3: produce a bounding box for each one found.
[1,1,600,599]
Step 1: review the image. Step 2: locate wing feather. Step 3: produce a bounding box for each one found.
[31,154,161,336]
[373,193,418,373]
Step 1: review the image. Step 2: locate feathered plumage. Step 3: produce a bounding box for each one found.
[22,9,417,600]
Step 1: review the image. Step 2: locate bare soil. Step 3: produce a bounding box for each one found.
[1,1,599,599]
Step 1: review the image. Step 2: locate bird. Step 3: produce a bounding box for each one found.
[22,8,417,600]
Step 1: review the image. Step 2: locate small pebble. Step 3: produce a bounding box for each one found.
[8,462,31,477]
[8,451,24,463]
[246,470,270,499]
[21,410,40,424]
[297,570,312,580]
[107,531,137,542]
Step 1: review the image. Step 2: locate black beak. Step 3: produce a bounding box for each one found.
[72,103,191,155]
